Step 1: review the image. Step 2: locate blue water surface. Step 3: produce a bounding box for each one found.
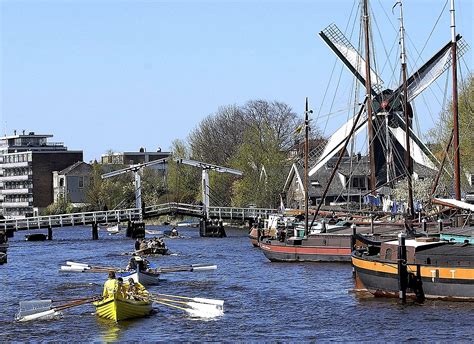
[1,226,473,342]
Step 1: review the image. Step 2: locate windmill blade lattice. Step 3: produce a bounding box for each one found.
[319,23,384,95]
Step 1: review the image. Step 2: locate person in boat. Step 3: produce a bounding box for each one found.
[126,255,150,272]
[139,240,148,252]
[126,278,149,300]
[170,227,178,237]
[102,271,125,299]
[116,277,127,299]
[134,239,141,251]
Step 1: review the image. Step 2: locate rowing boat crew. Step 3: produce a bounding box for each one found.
[103,271,149,301]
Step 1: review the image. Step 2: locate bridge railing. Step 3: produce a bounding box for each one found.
[0,203,277,230]
[0,208,142,230]
[208,206,276,220]
[144,202,204,217]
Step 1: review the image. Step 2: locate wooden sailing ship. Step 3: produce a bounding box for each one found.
[352,0,474,301]
[259,0,469,263]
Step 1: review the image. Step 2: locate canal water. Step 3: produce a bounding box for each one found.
[1,226,473,342]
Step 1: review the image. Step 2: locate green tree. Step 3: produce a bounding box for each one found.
[428,74,474,194]
[44,195,75,215]
[167,139,201,203]
[231,125,288,208]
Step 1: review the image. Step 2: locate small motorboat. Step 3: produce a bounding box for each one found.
[100,223,123,234]
[163,228,181,238]
[93,295,153,322]
[25,233,47,241]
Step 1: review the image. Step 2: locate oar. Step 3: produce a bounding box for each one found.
[153,299,223,318]
[66,261,118,270]
[153,297,223,312]
[60,261,119,273]
[16,296,100,322]
[153,292,224,306]
[152,264,217,274]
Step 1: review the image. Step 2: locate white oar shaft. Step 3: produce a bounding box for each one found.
[154,293,224,306]
[66,261,90,268]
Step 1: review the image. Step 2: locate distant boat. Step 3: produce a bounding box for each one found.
[25,233,47,241]
[176,220,200,228]
[0,252,7,264]
[100,223,124,234]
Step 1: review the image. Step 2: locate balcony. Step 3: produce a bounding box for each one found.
[0,175,30,182]
[1,188,31,195]
[2,202,31,208]
[1,161,30,168]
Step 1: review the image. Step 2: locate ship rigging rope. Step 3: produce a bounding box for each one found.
[318,0,358,136]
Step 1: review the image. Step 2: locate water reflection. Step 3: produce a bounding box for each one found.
[96,317,121,343]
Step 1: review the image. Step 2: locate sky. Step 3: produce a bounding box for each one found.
[1,0,472,162]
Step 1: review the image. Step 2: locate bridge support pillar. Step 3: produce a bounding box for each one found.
[92,223,99,240]
[199,219,226,238]
[126,221,132,238]
[47,226,53,240]
[6,228,14,238]
[131,222,145,239]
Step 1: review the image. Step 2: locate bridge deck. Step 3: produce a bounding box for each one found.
[0,202,276,231]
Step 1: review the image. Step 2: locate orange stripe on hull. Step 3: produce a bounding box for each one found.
[260,244,351,256]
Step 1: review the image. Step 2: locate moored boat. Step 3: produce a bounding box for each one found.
[93,295,153,322]
[25,233,47,241]
[260,233,353,262]
[352,235,474,300]
[248,213,292,247]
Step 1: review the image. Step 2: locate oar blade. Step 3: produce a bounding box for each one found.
[192,297,224,307]
[60,266,87,272]
[185,306,224,318]
[66,261,90,268]
[16,300,56,322]
[17,309,61,322]
[191,265,217,272]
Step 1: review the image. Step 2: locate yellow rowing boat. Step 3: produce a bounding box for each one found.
[93,296,153,322]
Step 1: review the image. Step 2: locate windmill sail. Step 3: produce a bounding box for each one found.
[309,111,367,177]
[389,112,439,170]
[400,35,468,102]
[319,24,384,95]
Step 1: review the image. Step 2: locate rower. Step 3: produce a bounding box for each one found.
[102,271,118,298]
[126,255,149,272]
[126,278,149,300]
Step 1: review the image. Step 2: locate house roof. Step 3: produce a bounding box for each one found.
[285,154,439,200]
[58,161,92,175]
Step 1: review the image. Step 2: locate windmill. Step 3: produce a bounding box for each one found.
[311,23,469,190]
[175,158,243,218]
[101,158,168,220]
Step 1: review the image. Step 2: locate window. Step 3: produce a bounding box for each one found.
[384,248,393,260]
[59,178,64,187]
[78,176,84,188]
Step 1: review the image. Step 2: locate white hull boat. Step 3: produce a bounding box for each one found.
[100,223,123,234]
[117,270,160,286]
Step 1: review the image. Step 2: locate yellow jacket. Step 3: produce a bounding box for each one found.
[125,282,149,299]
[103,279,126,299]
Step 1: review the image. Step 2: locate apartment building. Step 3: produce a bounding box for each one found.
[0,131,83,218]
[101,148,170,166]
